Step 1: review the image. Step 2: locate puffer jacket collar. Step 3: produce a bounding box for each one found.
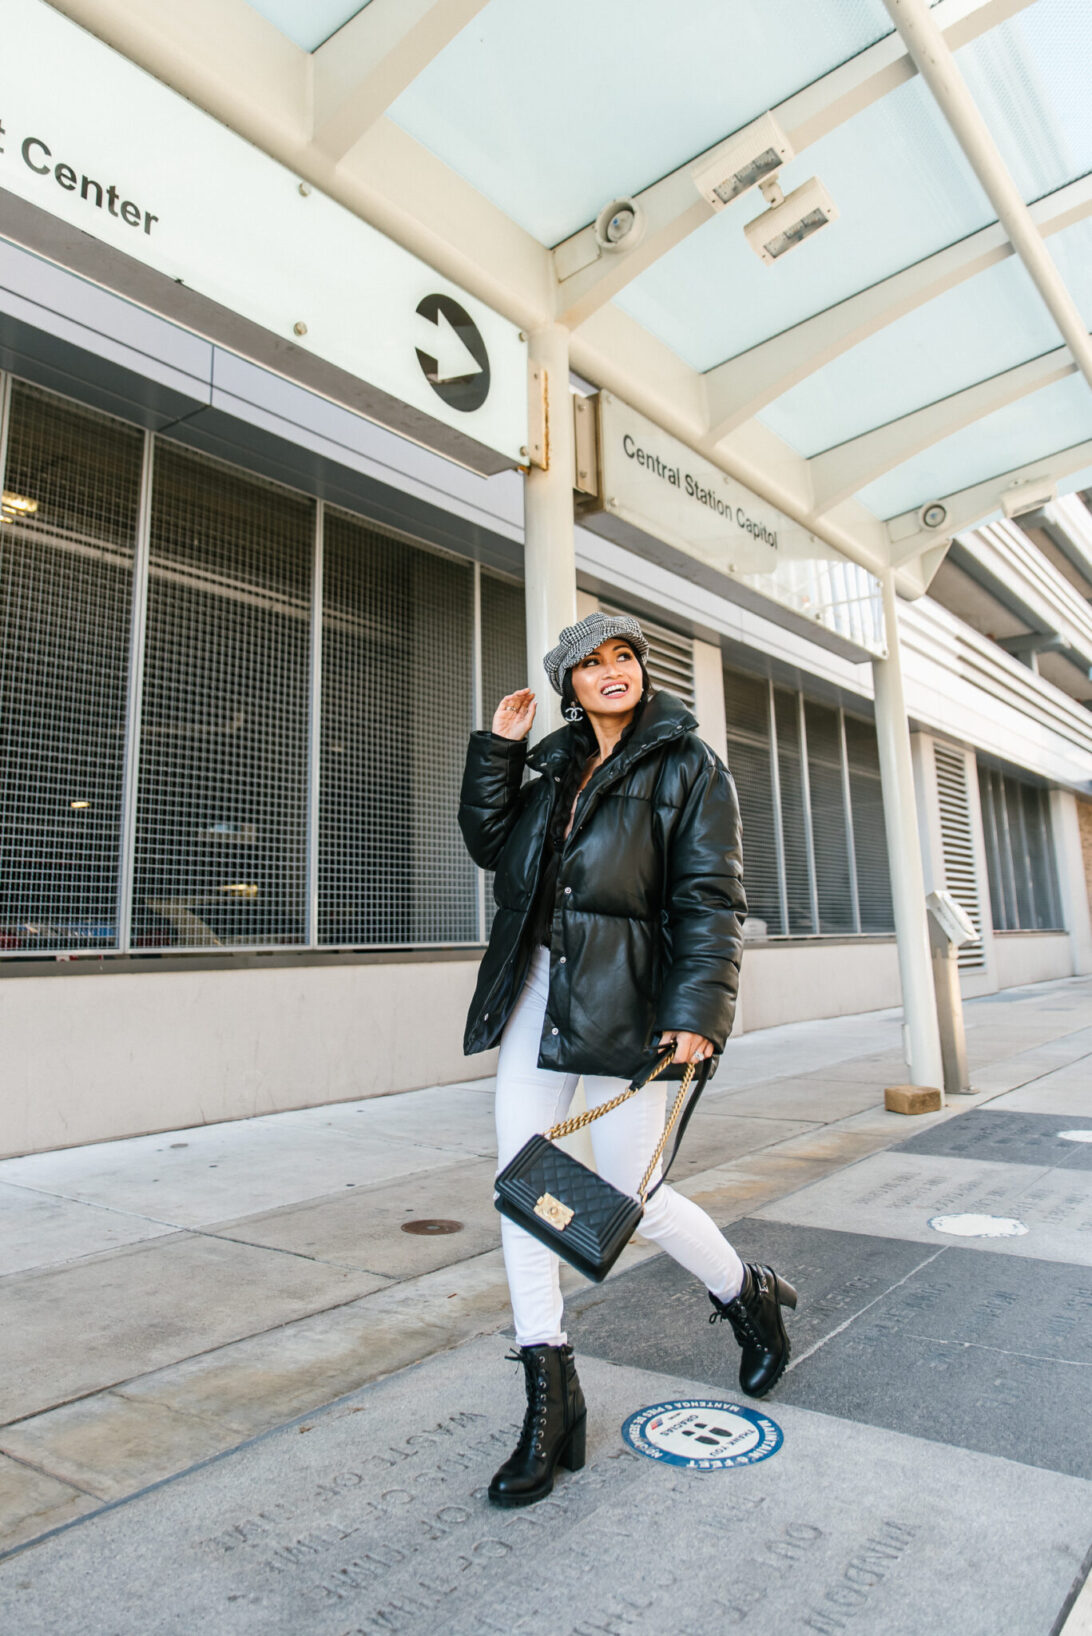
[526,689,698,780]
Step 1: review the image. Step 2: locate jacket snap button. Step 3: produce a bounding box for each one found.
[551,1027,559,1035]
[559,956,566,964]
[554,776,560,782]
[483,1012,489,1020]
[563,886,572,895]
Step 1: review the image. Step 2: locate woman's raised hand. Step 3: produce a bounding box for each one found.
[492,688,537,741]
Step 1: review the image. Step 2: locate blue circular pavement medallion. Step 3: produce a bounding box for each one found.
[622,1398,783,1470]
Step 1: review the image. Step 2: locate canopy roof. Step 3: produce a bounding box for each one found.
[51,0,1092,590]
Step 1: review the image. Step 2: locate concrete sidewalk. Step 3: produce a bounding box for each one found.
[1,977,1091,1634]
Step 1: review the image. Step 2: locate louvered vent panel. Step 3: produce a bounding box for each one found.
[933,744,986,970]
[600,603,695,708]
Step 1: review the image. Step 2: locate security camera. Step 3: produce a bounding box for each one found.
[919,502,948,530]
[594,198,646,254]
[744,176,837,264]
[1001,475,1056,519]
[691,113,794,209]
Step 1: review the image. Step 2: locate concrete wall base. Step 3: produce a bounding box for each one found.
[737,938,902,1032]
[0,959,496,1159]
[991,932,1074,990]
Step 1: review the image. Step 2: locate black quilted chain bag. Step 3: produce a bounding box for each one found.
[494,1048,713,1282]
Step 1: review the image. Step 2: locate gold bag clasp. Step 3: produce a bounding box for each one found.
[534,1193,574,1230]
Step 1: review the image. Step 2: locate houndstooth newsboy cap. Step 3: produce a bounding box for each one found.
[543,611,649,695]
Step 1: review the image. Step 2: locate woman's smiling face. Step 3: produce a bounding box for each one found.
[569,638,644,720]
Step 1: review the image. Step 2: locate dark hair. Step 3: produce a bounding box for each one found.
[551,659,651,848]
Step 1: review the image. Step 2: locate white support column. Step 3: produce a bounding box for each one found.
[523,324,578,740]
[872,571,944,1090]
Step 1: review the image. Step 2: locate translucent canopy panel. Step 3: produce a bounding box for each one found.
[389,0,900,246]
[617,77,993,371]
[759,258,1063,456]
[242,0,368,51]
[957,0,1092,204]
[1048,217,1092,331]
[856,374,1092,519]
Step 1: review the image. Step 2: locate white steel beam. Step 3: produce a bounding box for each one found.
[704,175,1092,441]
[311,0,490,161]
[552,0,1033,328]
[809,347,1075,513]
[887,438,1092,562]
[882,0,1092,395]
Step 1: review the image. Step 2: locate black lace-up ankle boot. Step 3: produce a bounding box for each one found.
[488,1344,587,1508]
[709,1263,798,1398]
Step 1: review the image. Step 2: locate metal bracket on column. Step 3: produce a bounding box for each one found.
[525,362,547,469]
[572,393,599,497]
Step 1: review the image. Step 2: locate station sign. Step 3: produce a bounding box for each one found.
[583,394,885,659]
[0,0,527,473]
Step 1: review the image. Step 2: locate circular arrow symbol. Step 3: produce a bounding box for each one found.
[415,294,490,412]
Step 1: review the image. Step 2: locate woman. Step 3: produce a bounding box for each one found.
[459,612,796,1509]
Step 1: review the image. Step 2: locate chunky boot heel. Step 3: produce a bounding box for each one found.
[488,1345,587,1508]
[776,1277,798,1310]
[709,1262,797,1399]
[560,1412,587,1472]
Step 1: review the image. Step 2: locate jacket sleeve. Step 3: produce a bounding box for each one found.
[654,748,747,1051]
[458,731,529,871]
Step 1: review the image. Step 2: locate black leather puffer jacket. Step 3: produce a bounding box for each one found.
[458,691,746,1076]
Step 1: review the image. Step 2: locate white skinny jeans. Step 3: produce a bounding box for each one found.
[495,946,745,1347]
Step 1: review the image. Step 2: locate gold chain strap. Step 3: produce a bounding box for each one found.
[638,1066,695,1203]
[544,1051,697,1206]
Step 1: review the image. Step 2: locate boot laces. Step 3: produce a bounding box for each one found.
[507,1348,552,1457]
[709,1296,762,1348]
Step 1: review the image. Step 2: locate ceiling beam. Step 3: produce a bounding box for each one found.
[809,348,1075,513]
[311,0,490,162]
[551,0,1033,329]
[704,175,1092,441]
[887,439,1092,562]
[882,0,1092,396]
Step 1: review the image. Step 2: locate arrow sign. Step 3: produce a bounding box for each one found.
[415,293,491,412]
[420,306,483,383]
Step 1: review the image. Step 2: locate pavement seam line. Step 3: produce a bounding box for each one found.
[899,1332,1092,1368]
[0,1444,105,1499]
[0,1151,483,1260]
[784,1247,948,1374]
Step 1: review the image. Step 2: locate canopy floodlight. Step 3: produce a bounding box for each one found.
[691,112,794,210]
[594,197,646,254]
[744,176,838,265]
[1001,475,1057,519]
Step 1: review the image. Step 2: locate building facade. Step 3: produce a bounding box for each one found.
[3,0,1092,1154]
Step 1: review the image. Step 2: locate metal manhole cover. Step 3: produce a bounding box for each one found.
[400,1218,464,1236]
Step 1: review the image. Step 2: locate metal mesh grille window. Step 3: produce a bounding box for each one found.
[480,572,527,938]
[318,510,476,946]
[843,714,894,934]
[978,765,1062,931]
[724,663,894,938]
[805,701,856,935]
[723,669,780,936]
[481,573,527,719]
[132,443,312,949]
[0,381,142,953]
[933,744,986,970]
